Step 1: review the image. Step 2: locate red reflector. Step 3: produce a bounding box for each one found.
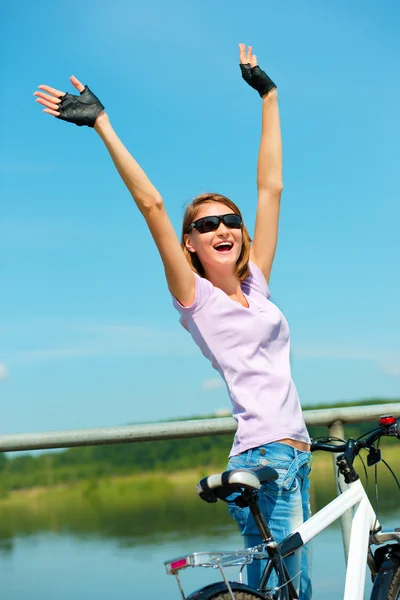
[170,558,188,570]
[380,416,396,426]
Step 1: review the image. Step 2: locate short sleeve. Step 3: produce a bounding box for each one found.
[243,261,271,298]
[172,273,214,316]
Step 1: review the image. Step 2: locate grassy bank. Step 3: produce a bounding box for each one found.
[0,448,398,547]
[0,445,398,511]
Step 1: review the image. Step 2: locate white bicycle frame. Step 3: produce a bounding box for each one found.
[165,476,400,600]
[290,477,399,600]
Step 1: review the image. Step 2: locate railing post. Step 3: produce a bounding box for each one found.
[329,419,352,564]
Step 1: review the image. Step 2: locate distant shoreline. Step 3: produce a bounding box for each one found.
[0,446,398,510]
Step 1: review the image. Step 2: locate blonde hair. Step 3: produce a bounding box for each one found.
[181,193,251,282]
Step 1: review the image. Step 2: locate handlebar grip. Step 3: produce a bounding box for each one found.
[395,418,400,439]
[380,416,400,439]
[311,441,346,453]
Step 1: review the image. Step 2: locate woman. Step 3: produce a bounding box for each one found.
[34,44,312,598]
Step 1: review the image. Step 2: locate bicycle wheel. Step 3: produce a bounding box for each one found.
[370,544,400,600]
[210,593,269,599]
[371,565,400,600]
[387,566,400,600]
[185,581,269,599]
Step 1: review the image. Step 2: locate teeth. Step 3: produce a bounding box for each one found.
[214,242,232,249]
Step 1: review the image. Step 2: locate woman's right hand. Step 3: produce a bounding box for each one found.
[34,75,105,127]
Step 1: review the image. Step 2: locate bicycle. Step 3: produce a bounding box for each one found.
[164,415,400,599]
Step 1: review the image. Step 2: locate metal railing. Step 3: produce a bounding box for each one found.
[1,403,398,452]
[1,402,399,564]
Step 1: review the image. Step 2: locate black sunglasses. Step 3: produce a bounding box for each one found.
[188,213,243,234]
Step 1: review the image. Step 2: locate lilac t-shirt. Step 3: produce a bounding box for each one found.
[172,261,310,456]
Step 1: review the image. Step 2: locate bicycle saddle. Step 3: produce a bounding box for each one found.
[196,465,278,503]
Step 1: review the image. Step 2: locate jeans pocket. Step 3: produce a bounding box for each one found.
[226,452,255,534]
[228,503,248,533]
[226,456,245,526]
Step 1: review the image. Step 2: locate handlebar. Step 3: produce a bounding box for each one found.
[311,417,399,483]
[311,416,400,454]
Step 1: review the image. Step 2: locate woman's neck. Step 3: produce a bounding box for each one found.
[204,268,243,298]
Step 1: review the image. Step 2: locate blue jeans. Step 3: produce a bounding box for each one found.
[226,442,312,600]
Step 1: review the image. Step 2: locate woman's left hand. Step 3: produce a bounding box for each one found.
[238,43,277,98]
[239,43,258,68]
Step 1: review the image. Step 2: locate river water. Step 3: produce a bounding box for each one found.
[1,502,398,599]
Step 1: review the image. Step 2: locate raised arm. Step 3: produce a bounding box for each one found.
[34,76,195,305]
[239,45,283,283]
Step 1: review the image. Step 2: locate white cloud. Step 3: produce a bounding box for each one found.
[0,363,8,381]
[4,318,400,376]
[293,345,400,381]
[379,361,400,377]
[202,378,224,391]
[293,344,400,363]
[215,408,231,416]
[293,345,376,360]
[1,219,85,247]
[0,162,61,173]
[4,321,199,365]
[16,346,104,361]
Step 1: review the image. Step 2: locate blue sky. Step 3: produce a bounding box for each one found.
[1,0,399,434]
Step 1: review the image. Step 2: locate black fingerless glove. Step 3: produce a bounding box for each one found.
[240,64,276,98]
[57,86,104,127]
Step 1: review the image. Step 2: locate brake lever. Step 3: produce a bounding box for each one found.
[367,446,382,467]
[391,418,400,439]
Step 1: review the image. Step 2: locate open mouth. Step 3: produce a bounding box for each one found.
[213,241,233,253]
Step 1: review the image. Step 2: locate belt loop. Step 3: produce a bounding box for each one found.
[294,447,299,469]
[245,448,253,467]
[282,456,297,490]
